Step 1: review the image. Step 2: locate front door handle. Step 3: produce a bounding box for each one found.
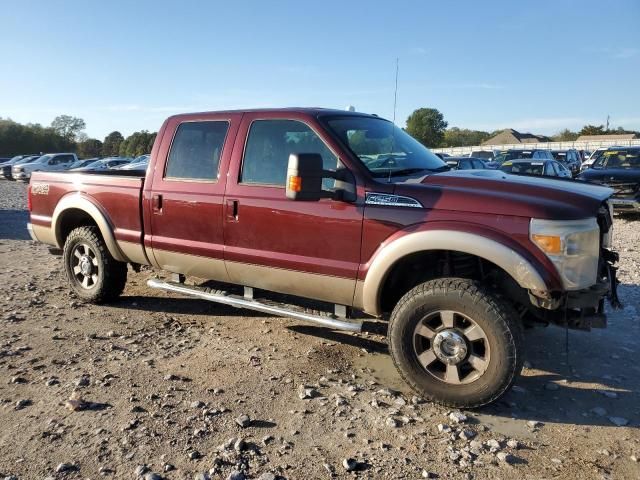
[226,199,239,222]
[152,194,163,214]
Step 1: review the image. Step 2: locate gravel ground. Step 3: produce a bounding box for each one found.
[0,180,639,480]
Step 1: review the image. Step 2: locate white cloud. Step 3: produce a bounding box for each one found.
[409,47,428,56]
[613,48,639,59]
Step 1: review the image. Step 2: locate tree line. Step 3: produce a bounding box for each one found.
[0,115,156,158]
[2,111,639,158]
[405,108,640,148]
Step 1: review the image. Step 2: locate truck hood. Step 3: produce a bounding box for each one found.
[393,169,613,220]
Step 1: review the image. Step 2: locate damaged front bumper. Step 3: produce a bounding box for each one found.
[529,248,621,331]
[562,248,620,330]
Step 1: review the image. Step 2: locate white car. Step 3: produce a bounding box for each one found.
[12,153,78,181]
[69,157,133,172]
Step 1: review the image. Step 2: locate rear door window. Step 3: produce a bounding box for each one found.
[165,121,229,181]
[241,119,338,187]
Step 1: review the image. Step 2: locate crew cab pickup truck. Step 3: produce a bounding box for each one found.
[28,108,620,407]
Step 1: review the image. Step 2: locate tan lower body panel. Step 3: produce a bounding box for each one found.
[226,261,356,306]
[31,224,57,247]
[150,248,355,306]
[153,249,229,282]
[117,240,150,265]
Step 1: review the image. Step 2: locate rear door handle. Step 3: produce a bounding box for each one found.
[152,194,163,213]
[226,199,239,222]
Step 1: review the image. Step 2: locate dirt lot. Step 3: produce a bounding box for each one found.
[0,180,639,480]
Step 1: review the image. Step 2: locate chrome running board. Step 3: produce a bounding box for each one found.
[147,278,363,332]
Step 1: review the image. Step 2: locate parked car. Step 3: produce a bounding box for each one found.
[551,149,581,176]
[70,157,132,171]
[581,147,620,171]
[4,155,43,180]
[577,147,640,213]
[69,158,101,170]
[13,153,78,182]
[445,157,487,170]
[0,157,10,163]
[468,150,495,161]
[434,152,450,160]
[114,155,149,171]
[499,159,572,178]
[0,155,39,179]
[28,107,618,408]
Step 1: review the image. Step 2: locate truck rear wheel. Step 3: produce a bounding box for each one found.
[63,226,127,304]
[388,278,523,408]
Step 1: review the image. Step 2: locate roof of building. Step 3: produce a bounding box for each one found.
[576,133,638,141]
[482,129,550,145]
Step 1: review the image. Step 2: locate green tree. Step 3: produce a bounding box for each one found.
[50,115,86,142]
[551,129,579,141]
[442,127,490,147]
[78,139,103,158]
[405,108,448,147]
[0,118,74,156]
[119,130,156,157]
[579,124,606,136]
[102,131,124,156]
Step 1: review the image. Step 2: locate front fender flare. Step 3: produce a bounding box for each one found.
[359,230,549,316]
[52,193,127,262]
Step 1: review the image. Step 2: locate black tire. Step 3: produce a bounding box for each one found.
[63,226,127,304]
[388,278,523,408]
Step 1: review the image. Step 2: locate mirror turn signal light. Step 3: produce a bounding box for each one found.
[288,175,302,192]
[531,234,562,254]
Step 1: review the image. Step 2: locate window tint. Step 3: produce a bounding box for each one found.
[458,159,471,169]
[472,159,486,169]
[165,121,229,180]
[241,119,338,186]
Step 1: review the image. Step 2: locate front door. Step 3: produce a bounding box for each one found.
[223,112,364,306]
[146,113,241,281]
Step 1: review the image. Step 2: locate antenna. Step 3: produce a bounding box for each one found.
[387,58,399,184]
[393,57,399,125]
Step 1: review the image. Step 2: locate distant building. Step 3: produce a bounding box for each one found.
[576,133,638,142]
[482,129,550,146]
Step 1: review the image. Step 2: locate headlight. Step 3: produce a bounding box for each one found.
[530,218,599,290]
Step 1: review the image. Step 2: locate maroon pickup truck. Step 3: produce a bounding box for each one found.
[27,108,619,407]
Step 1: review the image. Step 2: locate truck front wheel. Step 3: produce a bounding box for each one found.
[388,278,523,408]
[63,226,127,304]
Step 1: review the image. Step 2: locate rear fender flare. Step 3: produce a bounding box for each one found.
[52,193,127,262]
[361,229,549,316]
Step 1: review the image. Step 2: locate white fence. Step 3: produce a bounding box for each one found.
[431,139,640,156]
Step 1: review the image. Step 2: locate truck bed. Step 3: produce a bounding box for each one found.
[29,170,145,255]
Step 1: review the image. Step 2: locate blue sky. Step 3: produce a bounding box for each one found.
[1,0,639,139]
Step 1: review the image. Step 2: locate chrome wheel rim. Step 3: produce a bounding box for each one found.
[71,243,99,289]
[413,310,490,385]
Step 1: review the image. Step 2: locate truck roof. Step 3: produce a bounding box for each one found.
[167,107,378,121]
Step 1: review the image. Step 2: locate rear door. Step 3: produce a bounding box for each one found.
[146,113,241,280]
[222,112,364,306]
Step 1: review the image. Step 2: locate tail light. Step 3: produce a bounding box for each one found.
[27,184,32,211]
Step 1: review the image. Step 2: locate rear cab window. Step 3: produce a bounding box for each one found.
[165,121,230,181]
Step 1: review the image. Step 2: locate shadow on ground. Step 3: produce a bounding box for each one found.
[0,210,30,240]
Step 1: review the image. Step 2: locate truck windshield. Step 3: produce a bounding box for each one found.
[324,116,448,178]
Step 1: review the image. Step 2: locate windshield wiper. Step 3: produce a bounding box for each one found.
[372,167,432,178]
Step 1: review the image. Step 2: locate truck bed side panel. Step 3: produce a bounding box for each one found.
[30,172,146,263]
